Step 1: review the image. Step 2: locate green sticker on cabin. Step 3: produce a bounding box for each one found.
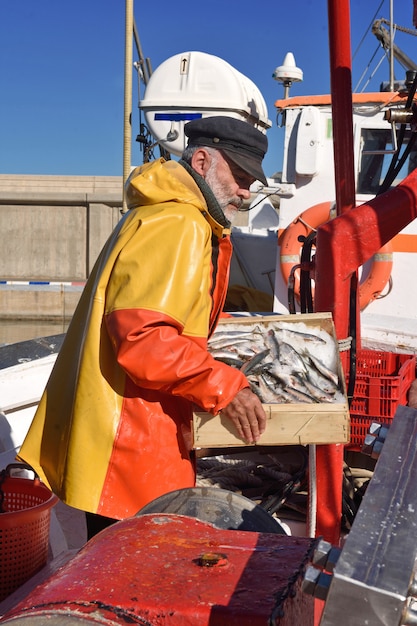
[327,118,333,138]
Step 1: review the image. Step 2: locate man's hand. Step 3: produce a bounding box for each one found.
[220,388,267,444]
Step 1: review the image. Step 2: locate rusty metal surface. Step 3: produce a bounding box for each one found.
[1,514,316,625]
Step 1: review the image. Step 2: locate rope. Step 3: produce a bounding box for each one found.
[379,18,417,38]
[338,336,353,352]
[352,0,385,61]
[297,216,319,232]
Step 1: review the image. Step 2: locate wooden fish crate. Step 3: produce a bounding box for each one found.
[193,313,350,448]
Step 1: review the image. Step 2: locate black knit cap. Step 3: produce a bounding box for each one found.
[184,116,268,185]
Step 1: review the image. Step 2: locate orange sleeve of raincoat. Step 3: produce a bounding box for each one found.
[104,204,249,413]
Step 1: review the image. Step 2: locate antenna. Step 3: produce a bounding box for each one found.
[273,52,303,99]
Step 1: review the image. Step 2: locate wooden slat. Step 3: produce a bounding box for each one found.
[193,404,350,448]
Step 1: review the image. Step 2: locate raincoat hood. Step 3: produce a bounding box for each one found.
[125,159,230,238]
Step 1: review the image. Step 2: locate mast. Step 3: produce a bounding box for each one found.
[122,0,134,214]
[314,0,357,550]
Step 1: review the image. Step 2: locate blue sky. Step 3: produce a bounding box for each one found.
[0,0,415,178]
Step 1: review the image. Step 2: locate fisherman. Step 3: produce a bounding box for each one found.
[18,116,268,538]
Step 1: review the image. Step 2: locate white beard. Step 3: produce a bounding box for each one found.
[205,162,242,224]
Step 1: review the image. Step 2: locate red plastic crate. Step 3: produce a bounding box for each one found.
[346,350,416,449]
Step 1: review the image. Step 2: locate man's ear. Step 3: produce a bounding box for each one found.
[190,148,211,177]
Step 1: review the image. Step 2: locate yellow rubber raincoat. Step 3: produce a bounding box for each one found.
[18,159,249,519]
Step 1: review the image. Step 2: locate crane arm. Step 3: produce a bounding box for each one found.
[372,19,417,72]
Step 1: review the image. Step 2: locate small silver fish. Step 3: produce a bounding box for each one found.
[240,348,271,375]
[278,341,308,376]
[285,386,316,404]
[263,371,295,403]
[210,350,245,369]
[208,336,255,351]
[209,329,254,342]
[247,375,266,402]
[265,368,320,404]
[305,353,339,387]
[264,329,280,361]
[293,373,335,403]
[236,345,258,358]
[276,327,326,344]
[257,372,289,403]
[307,368,338,395]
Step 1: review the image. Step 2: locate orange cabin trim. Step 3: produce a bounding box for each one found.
[278,230,417,254]
[275,92,408,110]
[391,233,417,253]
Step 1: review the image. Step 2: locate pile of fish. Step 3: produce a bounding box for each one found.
[208,320,346,404]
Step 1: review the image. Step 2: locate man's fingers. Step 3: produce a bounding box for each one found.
[221,388,267,443]
[237,416,262,444]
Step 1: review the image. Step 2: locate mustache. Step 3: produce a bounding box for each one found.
[218,197,242,212]
[231,198,243,210]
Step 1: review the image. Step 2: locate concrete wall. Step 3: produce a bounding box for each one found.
[0,175,123,320]
[0,173,255,323]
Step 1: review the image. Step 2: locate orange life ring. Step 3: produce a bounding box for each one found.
[279,201,393,311]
